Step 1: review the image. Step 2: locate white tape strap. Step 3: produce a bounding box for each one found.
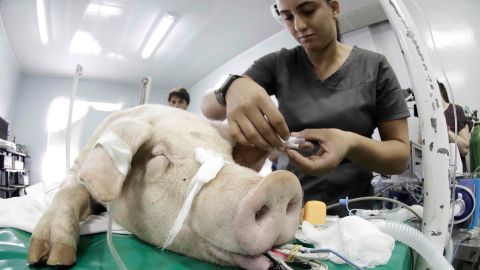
[96,132,133,176]
[163,147,226,248]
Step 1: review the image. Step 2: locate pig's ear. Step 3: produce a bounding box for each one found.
[79,119,152,203]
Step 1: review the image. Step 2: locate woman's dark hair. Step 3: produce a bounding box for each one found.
[334,18,341,42]
[168,88,190,105]
[437,81,449,103]
[325,0,341,42]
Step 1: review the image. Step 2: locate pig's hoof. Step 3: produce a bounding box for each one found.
[28,238,77,266]
[27,211,79,266]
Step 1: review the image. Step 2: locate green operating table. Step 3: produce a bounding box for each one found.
[0,228,411,270]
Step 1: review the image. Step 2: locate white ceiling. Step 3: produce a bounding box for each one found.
[0,0,381,89]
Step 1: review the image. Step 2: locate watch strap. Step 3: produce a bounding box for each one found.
[214,74,242,106]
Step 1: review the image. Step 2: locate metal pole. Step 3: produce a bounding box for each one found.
[139,77,152,105]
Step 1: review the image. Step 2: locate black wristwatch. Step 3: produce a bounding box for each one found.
[214,74,243,106]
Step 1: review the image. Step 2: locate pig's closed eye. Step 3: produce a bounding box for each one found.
[151,143,172,157]
[147,154,170,172]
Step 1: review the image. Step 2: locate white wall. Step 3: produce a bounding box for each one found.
[10,75,169,185]
[402,0,480,112]
[0,14,20,121]
[188,30,297,113]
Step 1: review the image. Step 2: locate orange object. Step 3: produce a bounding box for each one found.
[303,200,326,225]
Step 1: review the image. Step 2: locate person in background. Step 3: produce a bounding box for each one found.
[201,0,410,215]
[168,87,190,110]
[438,81,470,172]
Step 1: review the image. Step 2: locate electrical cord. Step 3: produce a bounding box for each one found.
[267,251,295,270]
[327,196,422,220]
[275,244,363,270]
[308,248,363,270]
[451,229,480,262]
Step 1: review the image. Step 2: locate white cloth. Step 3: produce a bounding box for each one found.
[297,216,395,268]
[0,182,130,235]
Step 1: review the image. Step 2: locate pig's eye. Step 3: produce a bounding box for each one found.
[146,154,170,173]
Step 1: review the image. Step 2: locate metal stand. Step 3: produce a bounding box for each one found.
[139,77,152,105]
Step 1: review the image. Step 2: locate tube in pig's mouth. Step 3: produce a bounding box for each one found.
[203,241,276,270]
[231,253,273,270]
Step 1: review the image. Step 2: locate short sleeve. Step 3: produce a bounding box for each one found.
[375,55,410,122]
[244,52,278,96]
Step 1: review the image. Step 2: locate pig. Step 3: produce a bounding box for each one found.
[27,104,303,270]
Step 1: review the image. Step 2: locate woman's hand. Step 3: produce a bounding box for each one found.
[225,77,289,150]
[285,129,353,174]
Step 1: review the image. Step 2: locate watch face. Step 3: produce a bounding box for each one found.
[214,74,230,90]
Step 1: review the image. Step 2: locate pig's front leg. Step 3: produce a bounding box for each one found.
[27,179,96,266]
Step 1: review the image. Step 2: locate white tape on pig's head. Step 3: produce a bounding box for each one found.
[163,147,228,248]
[96,132,133,176]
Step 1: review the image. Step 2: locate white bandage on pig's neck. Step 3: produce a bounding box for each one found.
[96,132,133,176]
[163,147,228,248]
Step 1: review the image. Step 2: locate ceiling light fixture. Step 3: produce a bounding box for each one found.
[86,3,123,17]
[141,14,175,59]
[36,0,49,44]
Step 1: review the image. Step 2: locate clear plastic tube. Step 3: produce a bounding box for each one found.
[382,205,424,223]
[107,202,128,270]
[328,196,422,220]
[66,64,82,172]
[372,220,453,270]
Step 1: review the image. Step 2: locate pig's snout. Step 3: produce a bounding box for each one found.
[233,170,302,255]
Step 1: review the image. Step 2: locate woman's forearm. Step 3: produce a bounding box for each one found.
[346,132,410,175]
[448,127,470,156]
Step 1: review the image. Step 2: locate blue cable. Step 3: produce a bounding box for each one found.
[303,248,363,270]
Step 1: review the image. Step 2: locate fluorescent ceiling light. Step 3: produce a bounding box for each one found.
[86,3,123,17]
[36,0,48,44]
[69,31,102,56]
[106,52,127,61]
[141,14,175,59]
